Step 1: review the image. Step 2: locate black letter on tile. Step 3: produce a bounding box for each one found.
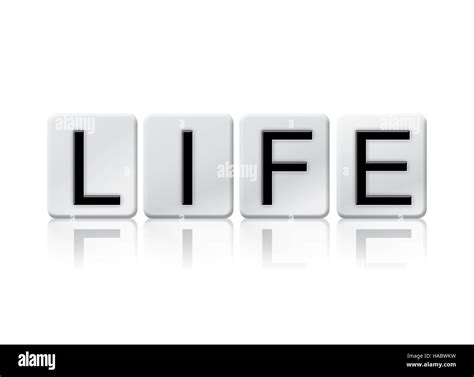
[73,130,121,205]
[182,130,193,205]
[262,130,312,205]
[356,130,411,205]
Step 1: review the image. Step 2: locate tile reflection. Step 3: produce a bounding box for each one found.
[47,219,428,269]
[240,219,330,268]
[143,220,233,268]
[336,220,427,268]
[182,228,193,268]
[48,219,137,269]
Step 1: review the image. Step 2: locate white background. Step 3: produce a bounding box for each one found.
[0,0,473,344]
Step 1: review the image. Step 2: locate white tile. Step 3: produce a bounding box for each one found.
[144,115,233,218]
[337,114,427,218]
[47,114,137,218]
[240,115,329,218]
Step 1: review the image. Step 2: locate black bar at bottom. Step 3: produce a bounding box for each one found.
[0,345,473,377]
